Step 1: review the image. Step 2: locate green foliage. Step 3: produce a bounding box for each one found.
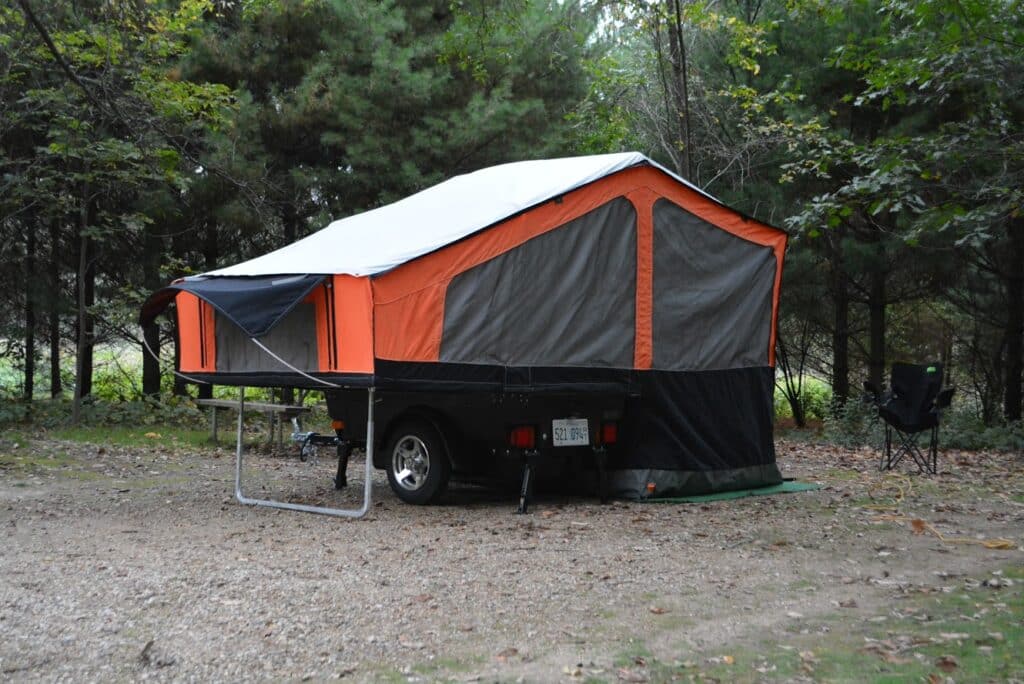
[821,398,884,447]
[941,412,1024,452]
[774,377,831,422]
[564,51,646,153]
[0,395,205,431]
[820,401,1024,452]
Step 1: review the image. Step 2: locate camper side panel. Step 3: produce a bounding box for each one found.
[440,197,637,368]
[651,198,776,370]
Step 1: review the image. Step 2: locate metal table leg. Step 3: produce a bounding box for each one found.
[234,386,375,519]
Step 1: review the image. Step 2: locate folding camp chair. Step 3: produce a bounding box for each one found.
[864,363,955,474]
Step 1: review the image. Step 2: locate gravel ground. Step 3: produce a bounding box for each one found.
[1,434,1022,682]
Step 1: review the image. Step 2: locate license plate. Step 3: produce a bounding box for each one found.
[552,418,589,447]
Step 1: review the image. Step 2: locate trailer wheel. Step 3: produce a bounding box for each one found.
[385,418,450,505]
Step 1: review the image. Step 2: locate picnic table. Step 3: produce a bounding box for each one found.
[195,398,311,447]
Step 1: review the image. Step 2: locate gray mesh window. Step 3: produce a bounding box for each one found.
[652,199,775,370]
[214,302,318,372]
[441,197,637,368]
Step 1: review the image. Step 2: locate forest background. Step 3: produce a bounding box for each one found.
[1,0,1021,448]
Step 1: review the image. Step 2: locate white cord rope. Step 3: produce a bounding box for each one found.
[248,337,344,388]
[140,330,211,386]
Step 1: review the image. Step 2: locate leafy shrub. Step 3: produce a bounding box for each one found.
[0,399,30,425]
[822,398,884,447]
[941,411,1024,451]
[802,380,832,422]
[820,399,1023,452]
[774,377,832,423]
[0,395,206,430]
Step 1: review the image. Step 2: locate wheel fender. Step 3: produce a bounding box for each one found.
[374,408,457,470]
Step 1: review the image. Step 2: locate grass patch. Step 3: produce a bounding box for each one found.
[411,654,484,679]
[823,468,863,482]
[0,446,107,481]
[600,567,1023,683]
[0,449,75,472]
[45,425,218,450]
[697,566,1024,683]
[613,639,654,668]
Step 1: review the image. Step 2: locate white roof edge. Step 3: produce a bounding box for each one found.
[206,152,717,278]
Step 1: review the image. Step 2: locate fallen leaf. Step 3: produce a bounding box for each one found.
[911,519,927,534]
[649,606,668,615]
[722,655,735,665]
[935,655,958,672]
[882,653,912,664]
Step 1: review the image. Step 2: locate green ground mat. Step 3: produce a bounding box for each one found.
[644,480,819,504]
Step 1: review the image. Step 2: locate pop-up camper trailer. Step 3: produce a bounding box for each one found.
[141,152,788,516]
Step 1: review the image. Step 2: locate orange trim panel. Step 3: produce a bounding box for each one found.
[307,284,334,372]
[176,291,216,373]
[626,188,657,370]
[333,275,374,374]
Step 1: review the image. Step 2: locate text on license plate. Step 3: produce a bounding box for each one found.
[552,418,589,446]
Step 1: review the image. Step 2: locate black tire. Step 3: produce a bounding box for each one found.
[384,417,451,505]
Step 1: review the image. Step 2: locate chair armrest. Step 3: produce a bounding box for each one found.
[933,387,955,410]
[863,380,881,405]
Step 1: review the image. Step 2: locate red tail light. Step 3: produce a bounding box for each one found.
[508,425,536,449]
[600,421,618,445]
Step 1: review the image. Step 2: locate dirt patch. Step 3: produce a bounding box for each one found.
[1,436,1021,681]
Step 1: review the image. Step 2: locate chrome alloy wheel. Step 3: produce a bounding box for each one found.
[391,434,431,491]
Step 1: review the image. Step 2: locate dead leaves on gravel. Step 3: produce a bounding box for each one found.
[779,438,1023,552]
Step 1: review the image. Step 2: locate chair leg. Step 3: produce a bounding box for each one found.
[881,425,893,471]
[928,425,938,474]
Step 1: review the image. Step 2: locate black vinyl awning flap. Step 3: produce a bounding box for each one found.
[139,274,327,338]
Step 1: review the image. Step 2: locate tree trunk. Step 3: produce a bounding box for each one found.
[142,322,161,397]
[282,203,298,244]
[141,223,163,398]
[279,206,298,406]
[776,333,807,428]
[80,213,95,399]
[49,217,62,398]
[23,222,36,403]
[1004,216,1023,422]
[831,251,850,408]
[868,265,886,392]
[72,196,90,425]
[668,0,693,181]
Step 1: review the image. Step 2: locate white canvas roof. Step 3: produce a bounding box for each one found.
[205,152,708,277]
